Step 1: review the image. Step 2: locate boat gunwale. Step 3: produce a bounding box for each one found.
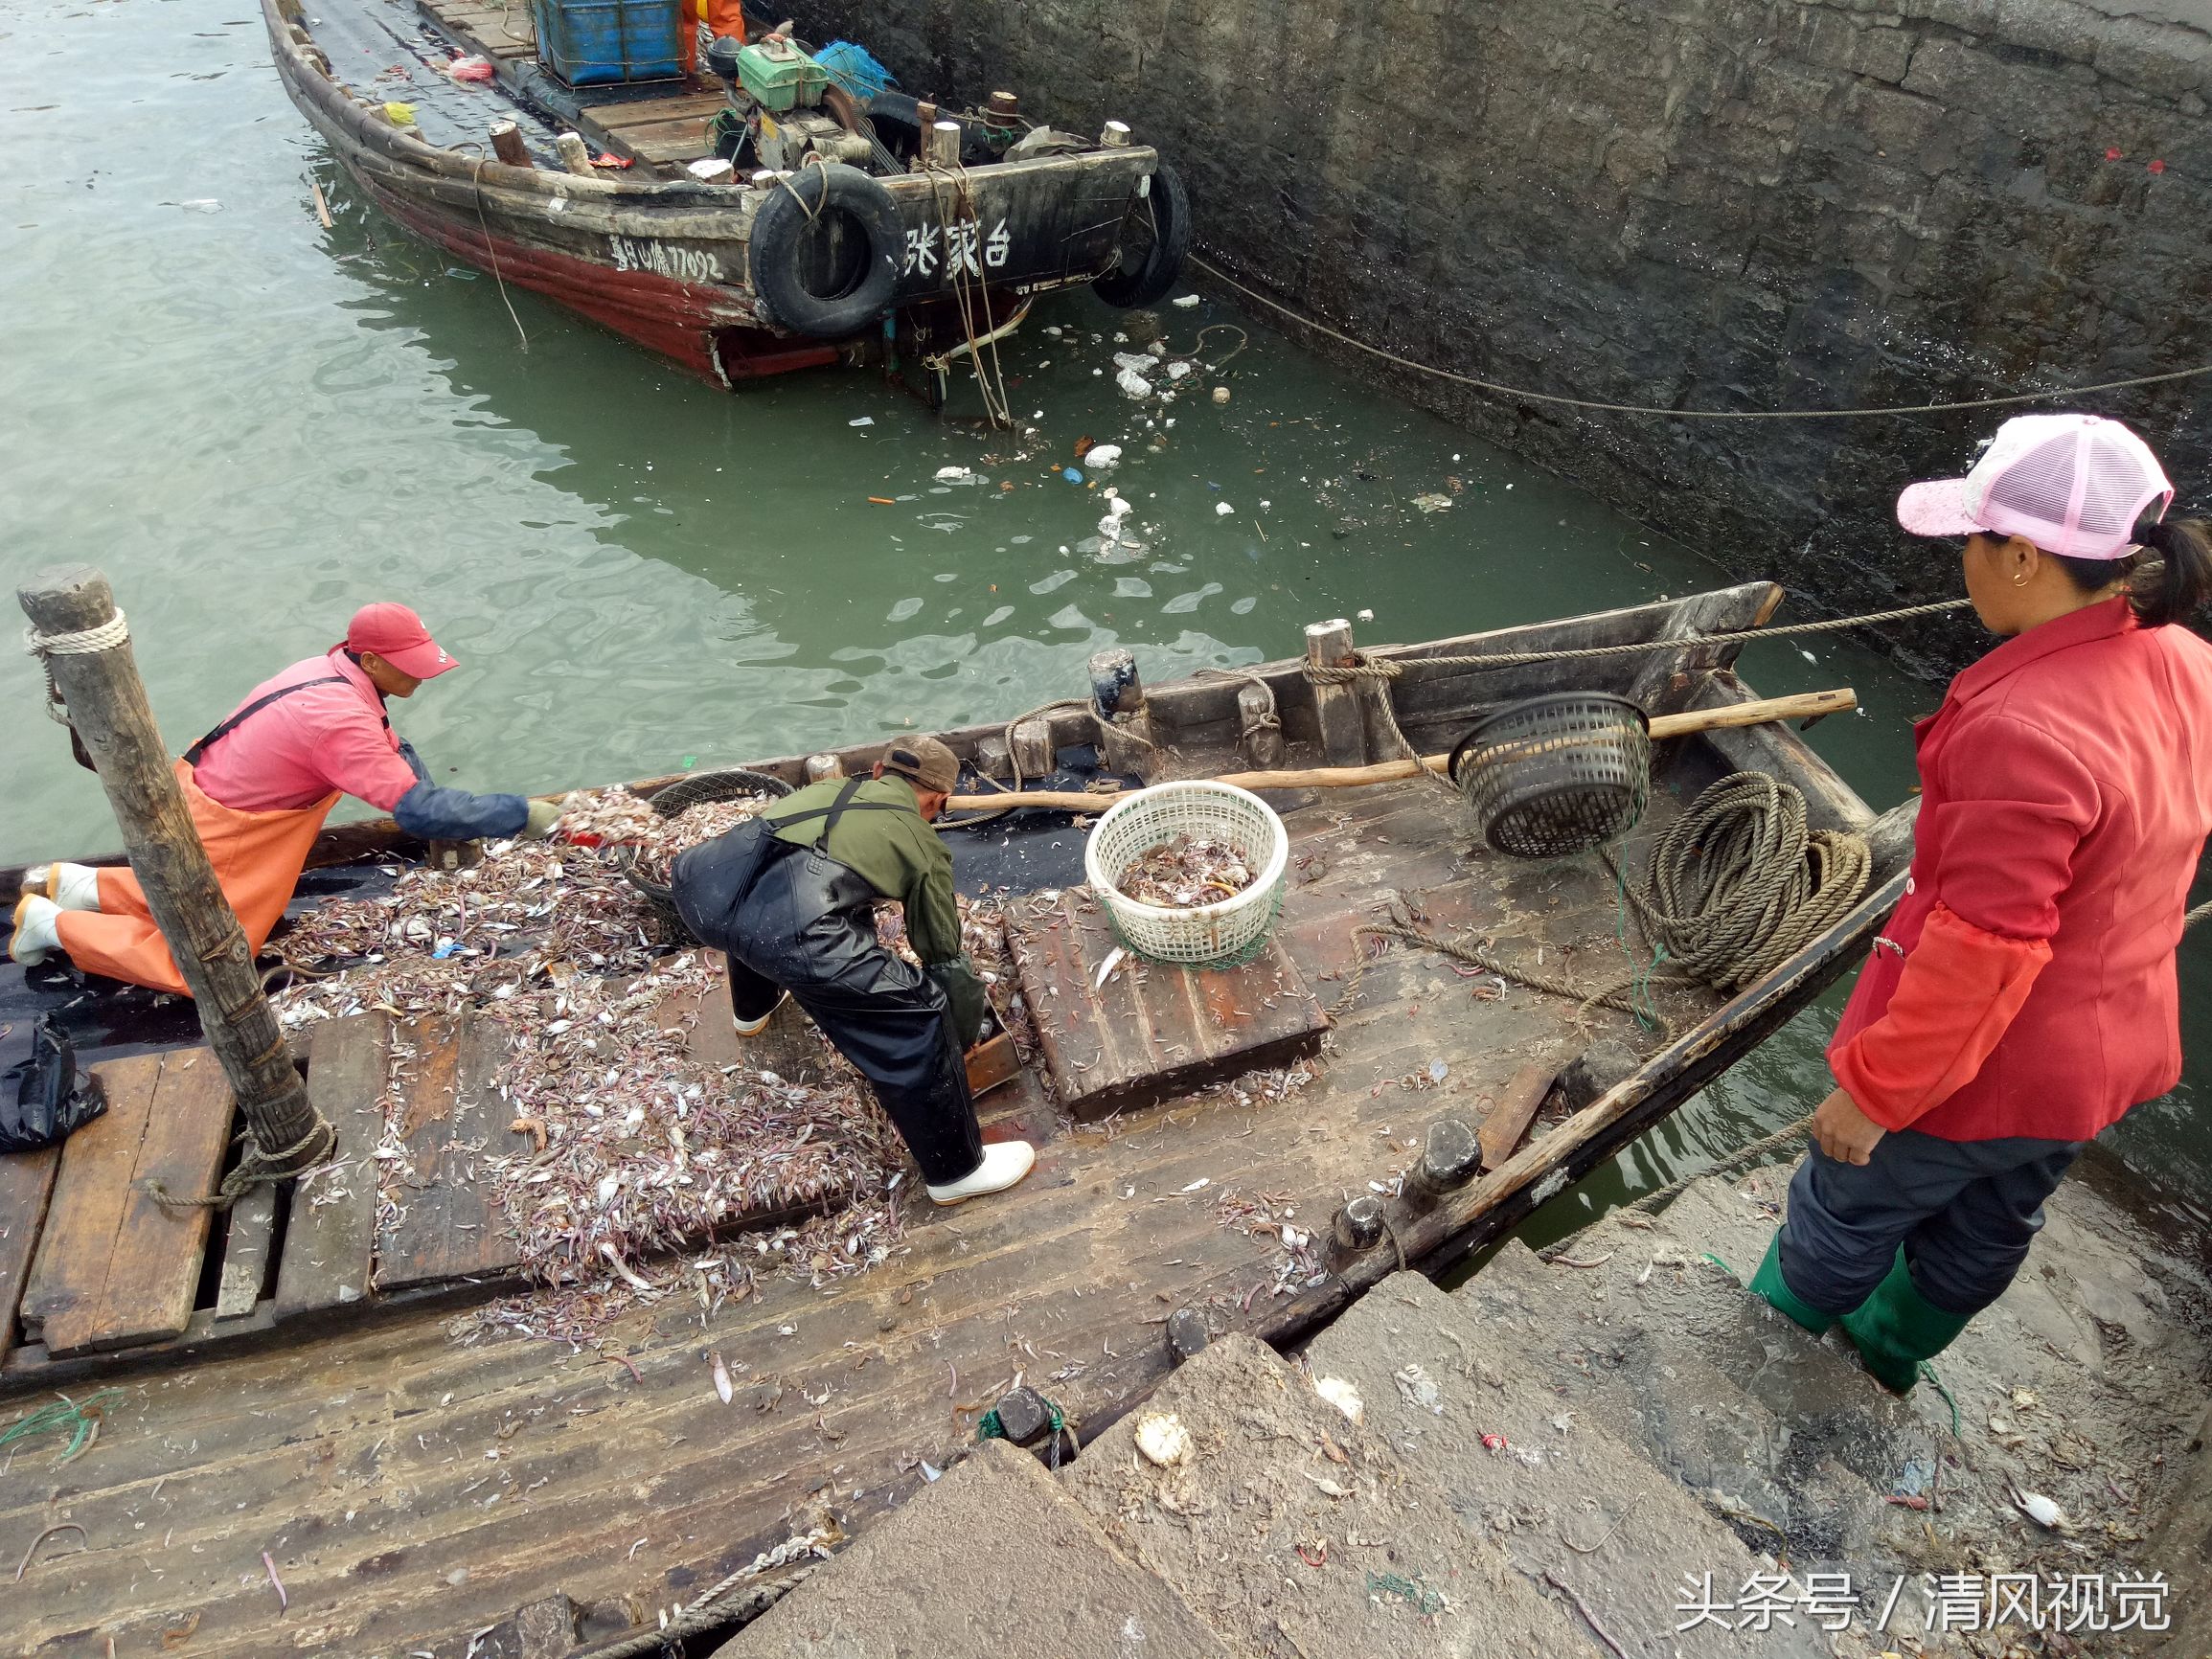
[2,581,1878,886]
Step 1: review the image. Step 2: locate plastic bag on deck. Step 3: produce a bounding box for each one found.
[0,1013,107,1154]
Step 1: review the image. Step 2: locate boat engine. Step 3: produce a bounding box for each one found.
[705,34,873,172]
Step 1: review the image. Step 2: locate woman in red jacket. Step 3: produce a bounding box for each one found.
[1752,412,2212,1391]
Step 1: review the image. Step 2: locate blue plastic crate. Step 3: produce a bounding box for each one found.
[531,0,682,87]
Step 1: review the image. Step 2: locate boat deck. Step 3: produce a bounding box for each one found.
[293,0,742,175]
[7,775,1723,1656]
[426,0,758,170]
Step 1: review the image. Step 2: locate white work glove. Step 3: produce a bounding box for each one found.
[519,800,563,841]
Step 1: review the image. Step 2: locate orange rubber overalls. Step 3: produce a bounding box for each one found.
[54,761,339,997]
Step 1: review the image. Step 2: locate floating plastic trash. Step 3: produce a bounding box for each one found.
[1062,466,1083,483]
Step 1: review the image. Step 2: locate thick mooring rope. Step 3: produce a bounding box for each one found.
[1614,772,1872,993]
[1190,253,2212,421]
[1302,598,1973,682]
[567,1534,832,1659]
[1350,772,1869,1040]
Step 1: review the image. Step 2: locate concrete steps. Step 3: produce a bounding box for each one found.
[1059,1331,1588,1657]
[718,1162,2212,1656]
[715,1436,1237,1659]
[1449,1209,1919,1580]
[1303,1267,1834,1657]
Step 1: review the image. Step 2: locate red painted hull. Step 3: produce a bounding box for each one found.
[359,172,837,384]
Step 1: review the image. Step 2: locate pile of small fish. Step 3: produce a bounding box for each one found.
[269,786,770,1022]
[269,785,920,1336]
[459,950,903,1278]
[1114,835,1257,910]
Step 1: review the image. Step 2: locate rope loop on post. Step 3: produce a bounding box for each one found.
[1303,648,1403,686]
[22,611,129,727]
[23,611,130,657]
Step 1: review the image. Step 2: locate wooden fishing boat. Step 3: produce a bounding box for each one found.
[259,0,1187,389]
[0,585,1913,1658]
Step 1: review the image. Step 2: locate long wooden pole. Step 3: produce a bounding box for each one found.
[18,566,331,1172]
[944,687,1858,814]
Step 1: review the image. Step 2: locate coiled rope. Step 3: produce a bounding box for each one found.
[1351,772,1870,1039]
[1614,772,1871,994]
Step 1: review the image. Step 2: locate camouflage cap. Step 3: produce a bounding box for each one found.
[879,734,959,794]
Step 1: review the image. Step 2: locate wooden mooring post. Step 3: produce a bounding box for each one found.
[1088,647,1158,780]
[18,567,332,1179]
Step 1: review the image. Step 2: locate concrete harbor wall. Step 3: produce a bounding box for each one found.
[794,0,2212,671]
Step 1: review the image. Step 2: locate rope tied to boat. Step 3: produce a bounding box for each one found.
[977,1390,1076,1467]
[1194,666,1283,747]
[24,612,130,657]
[1301,597,1973,682]
[564,1531,834,1659]
[144,1115,339,1212]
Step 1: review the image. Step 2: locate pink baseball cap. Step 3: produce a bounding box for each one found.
[344,602,459,680]
[1896,412,2173,560]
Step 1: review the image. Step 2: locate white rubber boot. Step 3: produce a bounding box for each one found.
[733,989,790,1036]
[925,1140,1037,1206]
[52,862,103,912]
[10,895,61,966]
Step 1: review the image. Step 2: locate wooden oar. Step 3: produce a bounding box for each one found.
[943,688,1855,815]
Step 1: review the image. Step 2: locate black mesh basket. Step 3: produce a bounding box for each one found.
[647,767,793,819]
[622,768,795,932]
[1447,693,1652,859]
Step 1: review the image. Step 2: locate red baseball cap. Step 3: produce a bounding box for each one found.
[343,602,459,680]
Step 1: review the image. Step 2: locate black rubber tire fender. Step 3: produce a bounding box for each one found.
[746,163,901,338]
[1094,159,1190,309]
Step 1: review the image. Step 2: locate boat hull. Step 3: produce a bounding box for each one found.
[263,0,1161,383]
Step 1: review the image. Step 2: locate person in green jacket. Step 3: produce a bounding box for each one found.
[670,736,1034,1206]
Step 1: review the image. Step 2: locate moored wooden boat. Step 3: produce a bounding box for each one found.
[260,0,1186,388]
[0,586,1914,1657]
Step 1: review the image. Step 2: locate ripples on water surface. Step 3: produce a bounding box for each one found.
[3,0,2203,1209]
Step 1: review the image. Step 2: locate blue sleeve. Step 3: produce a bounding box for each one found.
[397,739,431,784]
[394,781,529,840]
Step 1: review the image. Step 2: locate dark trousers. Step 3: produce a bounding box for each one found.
[1778,1128,2085,1318]
[715,850,983,1188]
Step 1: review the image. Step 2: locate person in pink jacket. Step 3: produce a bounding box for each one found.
[11,603,559,994]
[1752,413,2212,1391]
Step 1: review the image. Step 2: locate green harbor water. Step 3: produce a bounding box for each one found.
[3,0,2206,1215]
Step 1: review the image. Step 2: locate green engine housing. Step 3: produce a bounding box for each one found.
[736,38,828,111]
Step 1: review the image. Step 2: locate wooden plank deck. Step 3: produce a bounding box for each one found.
[377,1013,531,1293]
[2,778,1735,1656]
[273,1012,392,1319]
[18,1049,233,1356]
[1011,896,1329,1120]
[0,1146,59,1369]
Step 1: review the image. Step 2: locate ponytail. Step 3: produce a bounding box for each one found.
[2131,516,2212,628]
[2054,514,2212,628]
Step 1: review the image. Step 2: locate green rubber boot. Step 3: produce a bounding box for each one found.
[1749,1232,1835,1335]
[1838,1248,1973,1394]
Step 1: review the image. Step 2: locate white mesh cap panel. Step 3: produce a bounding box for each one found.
[1965,413,2173,559]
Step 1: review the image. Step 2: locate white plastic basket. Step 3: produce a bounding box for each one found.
[1083,781,1290,966]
